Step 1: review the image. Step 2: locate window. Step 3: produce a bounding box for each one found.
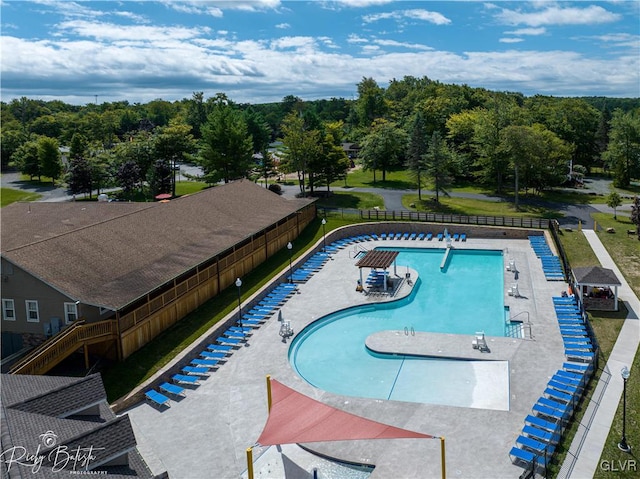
[2,299,15,321]
[25,300,39,322]
[64,302,78,323]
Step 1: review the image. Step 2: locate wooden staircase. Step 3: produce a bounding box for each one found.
[9,319,118,375]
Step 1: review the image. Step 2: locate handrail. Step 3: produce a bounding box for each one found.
[9,320,118,375]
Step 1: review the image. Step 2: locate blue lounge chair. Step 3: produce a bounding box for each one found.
[565,350,594,362]
[460,233,467,241]
[191,358,220,368]
[563,362,591,373]
[172,374,199,385]
[537,397,572,415]
[509,447,547,468]
[544,388,573,404]
[182,366,209,376]
[426,233,433,241]
[547,379,578,395]
[523,425,559,444]
[216,336,244,346]
[417,233,425,240]
[228,326,252,333]
[525,415,561,434]
[532,403,567,422]
[224,330,249,339]
[200,350,228,359]
[145,390,171,407]
[453,233,460,241]
[207,344,233,352]
[516,435,554,455]
[437,233,444,241]
[159,382,186,397]
[409,233,417,240]
[402,233,410,240]
[241,319,264,327]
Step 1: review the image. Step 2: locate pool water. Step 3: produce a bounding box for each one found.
[289,248,511,410]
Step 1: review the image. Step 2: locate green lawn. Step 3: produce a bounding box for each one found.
[1,187,42,207]
[331,168,415,189]
[402,194,563,219]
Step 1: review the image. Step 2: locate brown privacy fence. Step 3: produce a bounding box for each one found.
[116,204,316,359]
[319,207,551,230]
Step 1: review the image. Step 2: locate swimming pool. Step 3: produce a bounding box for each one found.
[289,248,511,410]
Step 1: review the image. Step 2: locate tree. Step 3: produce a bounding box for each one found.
[603,109,640,188]
[315,133,350,192]
[423,131,454,203]
[38,136,62,184]
[606,192,622,220]
[154,120,195,196]
[359,119,407,183]
[244,107,273,186]
[66,156,93,197]
[13,140,41,180]
[115,160,142,199]
[199,100,254,184]
[355,77,387,127]
[186,92,208,138]
[406,111,429,200]
[69,133,88,160]
[279,111,320,196]
[147,159,172,196]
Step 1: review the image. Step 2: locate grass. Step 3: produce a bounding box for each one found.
[332,168,416,189]
[402,194,563,219]
[1,187,42,207]
[314,191,385,210]
[174,181,209,196]
[548,220,639,478]
[593,213,640,294]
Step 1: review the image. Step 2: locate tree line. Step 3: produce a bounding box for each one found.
[1,76,638,201]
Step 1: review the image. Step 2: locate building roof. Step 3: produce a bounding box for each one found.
[355,250,399,269]
[0,374,156,479]
[572,266,621,286]
[2,180,311,310]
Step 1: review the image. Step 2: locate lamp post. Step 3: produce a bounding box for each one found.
[321,218,327,252]
[618,366,631,452]
[235,278,242,329]
[287,242,293,283]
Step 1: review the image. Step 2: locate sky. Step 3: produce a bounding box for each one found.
[1,1,638,106]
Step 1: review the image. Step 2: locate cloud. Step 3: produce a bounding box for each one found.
[374,39,433,50]
[504,27,546,36]
[331,0,394,7]
[275,22,290,29]
[160,0,281,15]
[499,37,524,44]
[363,9,451,26]
[495,4,621,27]
[55,20,211,42]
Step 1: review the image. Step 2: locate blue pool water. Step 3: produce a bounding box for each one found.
[289,248,510,408]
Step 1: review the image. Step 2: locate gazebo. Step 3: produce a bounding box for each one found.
[355,250,399,292]
[572,266,622,311]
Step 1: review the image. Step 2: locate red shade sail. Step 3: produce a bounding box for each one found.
[256,379,435,446]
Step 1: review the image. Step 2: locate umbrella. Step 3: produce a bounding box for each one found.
[155,193,172,200]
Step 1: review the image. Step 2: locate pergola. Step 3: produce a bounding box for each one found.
[572,266,622,311]
[355,250,399,291]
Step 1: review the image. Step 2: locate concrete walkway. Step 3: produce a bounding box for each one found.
[564,230,640,478]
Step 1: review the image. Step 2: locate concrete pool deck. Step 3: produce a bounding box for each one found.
[124,233,584,479]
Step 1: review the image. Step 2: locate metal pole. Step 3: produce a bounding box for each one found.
[266,375,272,412]
[287,242,293,283]
[236,278,242,329]
[440,437,446,479]
[618,366,631,452]
[246,447,254,479]
[321,218,327,252]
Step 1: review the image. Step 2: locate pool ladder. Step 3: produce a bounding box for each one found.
[404,326,415,336]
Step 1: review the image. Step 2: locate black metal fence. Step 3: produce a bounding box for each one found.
[318,207,551,229]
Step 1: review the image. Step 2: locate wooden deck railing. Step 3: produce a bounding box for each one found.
[9,319,118,375]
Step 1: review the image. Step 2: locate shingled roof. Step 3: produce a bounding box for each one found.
[0,374,156,478]
[2,180,311,310]
[572,266,621,286]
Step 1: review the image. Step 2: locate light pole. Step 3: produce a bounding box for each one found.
[235,278,242,329]
[321,218,327,252]
[618,366,631,452]
[287,242,293,283]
